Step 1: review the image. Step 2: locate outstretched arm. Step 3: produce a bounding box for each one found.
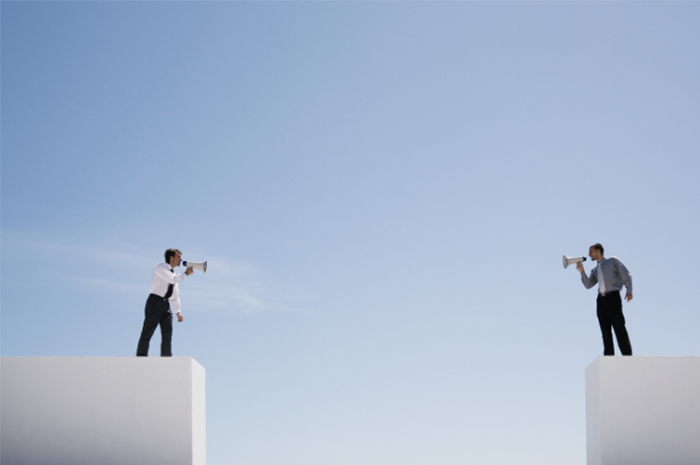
[155,265,191,284]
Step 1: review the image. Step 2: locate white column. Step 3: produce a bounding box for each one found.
[1,357,206,465]
[586,356,700,465]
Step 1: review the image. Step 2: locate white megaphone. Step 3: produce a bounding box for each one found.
[182,260,207,273]
[563,255,586,269]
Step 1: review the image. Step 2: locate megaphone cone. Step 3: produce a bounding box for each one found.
[183,260,207,273]
[563,255,586,269]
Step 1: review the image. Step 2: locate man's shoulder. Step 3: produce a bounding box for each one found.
[605,256,630,271]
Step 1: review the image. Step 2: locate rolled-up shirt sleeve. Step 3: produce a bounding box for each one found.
[154,265,187,285]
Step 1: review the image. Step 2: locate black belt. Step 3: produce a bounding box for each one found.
[149,293,169,302]
[598,290,620,297]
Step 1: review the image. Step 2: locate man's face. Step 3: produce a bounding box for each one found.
[589,247,601,262]
[171,251,182,267]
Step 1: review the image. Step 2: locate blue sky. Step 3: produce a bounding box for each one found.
[2,2,699,464]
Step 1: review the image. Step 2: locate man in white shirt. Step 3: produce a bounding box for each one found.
[136,249,193,356]
[577,243,633,356]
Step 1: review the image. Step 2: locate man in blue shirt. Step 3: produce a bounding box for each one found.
[577,243,633,356]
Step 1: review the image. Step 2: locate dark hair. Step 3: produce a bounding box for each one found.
[164,248,181,264]
[591,243,604,255]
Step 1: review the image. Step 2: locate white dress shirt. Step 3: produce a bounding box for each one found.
[149,262,187,314]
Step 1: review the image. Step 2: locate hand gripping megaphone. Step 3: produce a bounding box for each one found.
[182,260,207,273]
[562,255,586,269]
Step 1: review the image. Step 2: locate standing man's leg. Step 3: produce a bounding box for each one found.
[137,295,168,356]
[137,298,159,356]
[608,292,633,356]
[160,311,174,357]
[597,295,615,356]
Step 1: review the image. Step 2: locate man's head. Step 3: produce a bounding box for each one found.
[589,243,604,262]
[165,249,182,268]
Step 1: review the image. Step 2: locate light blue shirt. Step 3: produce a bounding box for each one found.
[581,256,633,296]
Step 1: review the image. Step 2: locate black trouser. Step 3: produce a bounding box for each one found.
[136,294,173,357]
[596,291,632,356]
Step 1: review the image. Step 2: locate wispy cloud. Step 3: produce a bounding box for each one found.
[182,253,313,314]
[2,232,310,314]
[60,275,145,295]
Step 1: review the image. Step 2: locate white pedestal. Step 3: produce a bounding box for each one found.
[585,356,700,465]
[1,357,206,465]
